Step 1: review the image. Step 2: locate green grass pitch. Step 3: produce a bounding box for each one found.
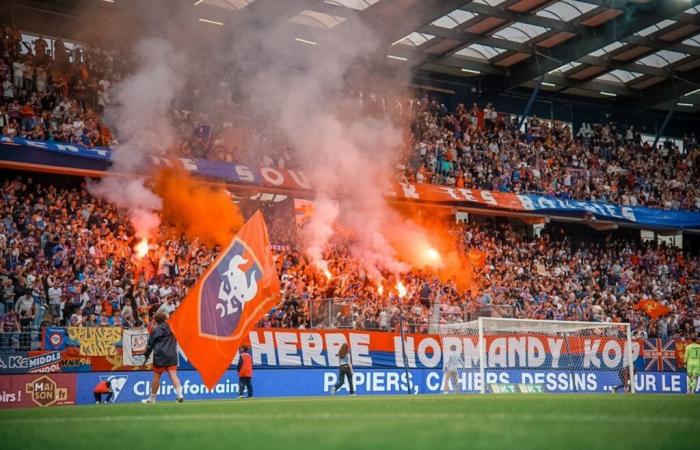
[1,394,698,450]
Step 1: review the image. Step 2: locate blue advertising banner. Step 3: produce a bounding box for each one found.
[75,367,698,404]
[0,136,110,161]
[520,195,700,229]
[0,351,62,374]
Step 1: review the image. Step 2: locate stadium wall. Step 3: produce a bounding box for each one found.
[1,328,698,408]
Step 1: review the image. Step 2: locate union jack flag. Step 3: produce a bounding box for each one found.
[642,339,677,372]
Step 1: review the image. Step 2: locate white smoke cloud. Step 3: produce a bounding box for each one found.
[239,15,415,279]
[84,7,428,277]
[302,195,339,272]
[89,38,186,239]
[88,178,162,239]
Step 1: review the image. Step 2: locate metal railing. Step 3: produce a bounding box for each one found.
[307,298,355,329]
[0,327,43,352]
[305,298,433,332]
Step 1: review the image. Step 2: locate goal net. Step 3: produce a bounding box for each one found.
[438,318,635,394]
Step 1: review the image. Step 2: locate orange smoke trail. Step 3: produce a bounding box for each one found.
[439,247,487,295]
[385,207,487,294]
[153,167,244,247]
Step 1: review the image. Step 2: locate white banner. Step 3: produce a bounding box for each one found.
[123,329,152,366]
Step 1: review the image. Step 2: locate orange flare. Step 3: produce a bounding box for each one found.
[425,247,441,264]
[396,281,407,298]
[135,238,149,259]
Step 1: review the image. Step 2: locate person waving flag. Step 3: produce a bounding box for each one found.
[168,211,280,390]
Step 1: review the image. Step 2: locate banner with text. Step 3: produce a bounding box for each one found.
[0,351,62,374]
[65,327,122,356]
[70,368,697,406]
[17,327,691,374]
[3,139,700,229]
[236,329,646,372]
[0,373,77,409]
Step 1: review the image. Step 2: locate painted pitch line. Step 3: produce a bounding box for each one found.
[0,412,692,425]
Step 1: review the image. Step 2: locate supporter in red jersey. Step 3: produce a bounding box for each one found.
[237,344,253,398]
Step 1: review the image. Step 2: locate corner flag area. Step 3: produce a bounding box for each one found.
[1,395,698,450]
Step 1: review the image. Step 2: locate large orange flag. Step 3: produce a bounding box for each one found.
[169,211,280,389]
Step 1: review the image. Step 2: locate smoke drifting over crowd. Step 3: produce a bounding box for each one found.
[154,168,244,248]
[89,38,186,242]
[91,36,244,249]
[87,2,480,288]
[233,10,466,283]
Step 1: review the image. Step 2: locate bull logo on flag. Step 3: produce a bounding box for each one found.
[199,240,262,337]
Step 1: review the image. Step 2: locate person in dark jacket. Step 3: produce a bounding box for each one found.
[141,312,183,404]
[237,344,253,398]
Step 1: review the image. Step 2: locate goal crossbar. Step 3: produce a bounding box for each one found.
[440,317,624,333]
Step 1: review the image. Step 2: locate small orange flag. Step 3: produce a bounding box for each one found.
[633,299,671,320]
[168,211,280,389]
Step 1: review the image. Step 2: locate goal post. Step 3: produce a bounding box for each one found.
[438,317,636,394]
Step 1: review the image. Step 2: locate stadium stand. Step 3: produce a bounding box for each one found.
[2,23,699,212]
[1,172,698,349]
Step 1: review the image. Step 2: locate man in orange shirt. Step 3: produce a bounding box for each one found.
[237,344,253,398]
[93,379,113,404]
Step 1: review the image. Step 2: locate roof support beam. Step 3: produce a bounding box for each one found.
[300,0,354,18]
[334,0,476,48]
[419,24,527,53]
[676,13,700,26]
[543,74,640,97]
[226,0,310,28]
[653,102,677,149]
[458,2,586,34]
[499,0,700,90]
[574,0,637,8]
[621,35,700,57]
[576,55,674,78]
[427,55,506,75]
[617,65,700,112]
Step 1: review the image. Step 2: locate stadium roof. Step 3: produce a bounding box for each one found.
[192,0,700,113]
[6,0,700,113]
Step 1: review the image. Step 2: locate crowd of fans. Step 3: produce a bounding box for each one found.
[1,175,698,352]
[2,25,699,212]
[272,220,700,340]
[0,176,220,347]
[0,25,121,147]
[400,103,700,211]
